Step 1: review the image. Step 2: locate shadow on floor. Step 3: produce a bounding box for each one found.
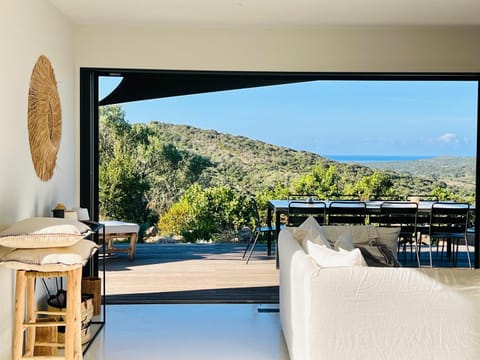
[105,285,279,304]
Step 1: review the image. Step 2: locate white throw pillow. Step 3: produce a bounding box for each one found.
[333,232,355,251]
[306,240,367,267]
[0,217,91,249]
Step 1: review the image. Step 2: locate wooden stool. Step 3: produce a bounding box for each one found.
[13,265,83,360]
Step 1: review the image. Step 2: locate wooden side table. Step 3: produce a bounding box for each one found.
[13,265,83,360]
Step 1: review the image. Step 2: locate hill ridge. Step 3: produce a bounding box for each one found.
[139,121,473,199]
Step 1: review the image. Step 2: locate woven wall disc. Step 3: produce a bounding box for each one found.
[28,55,62,181]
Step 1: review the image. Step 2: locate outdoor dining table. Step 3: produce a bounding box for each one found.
[266,199,478,267]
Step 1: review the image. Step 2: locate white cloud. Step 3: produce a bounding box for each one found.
[438,133,458,144]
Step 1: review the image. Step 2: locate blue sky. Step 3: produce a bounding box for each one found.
[100,78,477,158]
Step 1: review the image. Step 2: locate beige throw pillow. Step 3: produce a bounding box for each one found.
[286,216,331,249]
[0,217,91,249]
[299,215,323,234]
[333,232,355,251]
[0,240,98,269]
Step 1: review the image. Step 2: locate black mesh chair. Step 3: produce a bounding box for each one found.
[428,202,471,268]
[380,201,419,266]
[327,201,367,225]
[243,196,275,264]
[406,195,439,249]
[287,200,327,227]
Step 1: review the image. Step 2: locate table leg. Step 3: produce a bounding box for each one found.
[266,207,273,256]
[275,210,281,269]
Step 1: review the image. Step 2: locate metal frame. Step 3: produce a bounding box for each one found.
[327,201,367,225]
[80,69,480,272]
[379,201,419,266]
[428,202,471,268]
[243,196,275,264]
[287,200,327,226]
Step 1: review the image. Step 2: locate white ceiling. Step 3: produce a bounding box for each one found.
[50,0,480,26]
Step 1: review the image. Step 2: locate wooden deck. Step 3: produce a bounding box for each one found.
[101,243,279,304]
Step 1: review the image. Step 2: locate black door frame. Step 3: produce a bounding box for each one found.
[79,68,480,268]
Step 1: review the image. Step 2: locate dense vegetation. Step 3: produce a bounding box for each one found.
[366,157,475,196]
[99,105,475,242]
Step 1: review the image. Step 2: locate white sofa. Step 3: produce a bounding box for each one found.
[279,225,480,360]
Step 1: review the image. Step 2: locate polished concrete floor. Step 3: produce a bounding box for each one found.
[83,304,289,360]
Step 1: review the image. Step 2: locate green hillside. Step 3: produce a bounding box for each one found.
[99,105,475,241]
[142,121,471,199]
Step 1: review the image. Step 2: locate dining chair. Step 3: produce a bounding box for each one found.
[406,194,439,243]
[327,193,360,201]
[406,194,439,202]
[379,201,419,266]
[287,194,317,200]
[287,200,327,227]
[243,196,276,264]
[327,201,367,225]
[428,202,471,268]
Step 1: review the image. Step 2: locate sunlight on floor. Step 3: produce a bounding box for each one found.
[83,304,289,360]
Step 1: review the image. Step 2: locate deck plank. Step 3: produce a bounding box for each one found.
[102,243,279,303]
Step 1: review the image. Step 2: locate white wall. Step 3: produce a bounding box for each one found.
[73,23,480,204]
[0,1,74,359]
[74,24,480,72]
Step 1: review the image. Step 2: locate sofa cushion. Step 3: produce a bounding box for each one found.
[299,215,323,234]
[321,225,400,257]
[373,227,401,255]
[306,240,367,267]
[302,232,331,250]
[286,216,331,248]
[333,232,355,251]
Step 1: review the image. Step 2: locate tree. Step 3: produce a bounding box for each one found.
[99,143,150,223]
[431,185,459,201]
[351,171,395,200]
[99,105,132,163]
[292,164,340,197]
[159,184,252,242]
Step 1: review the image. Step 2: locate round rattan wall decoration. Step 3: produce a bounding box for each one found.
[28,55,62,181]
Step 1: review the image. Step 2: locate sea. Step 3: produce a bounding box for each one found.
[325,155,434,163]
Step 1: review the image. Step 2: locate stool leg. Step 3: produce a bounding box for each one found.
[65,267,83,360]
[13,270,26,360]
[25,276,37,356]
[73,268,83,359]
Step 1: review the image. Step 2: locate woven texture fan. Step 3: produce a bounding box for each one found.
[28,55,62,181]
